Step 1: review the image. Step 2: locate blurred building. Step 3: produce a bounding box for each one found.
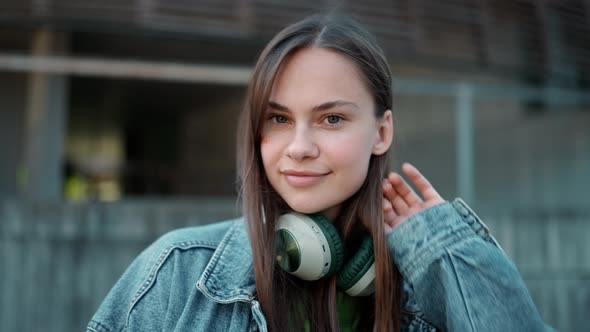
[0,1,589,332]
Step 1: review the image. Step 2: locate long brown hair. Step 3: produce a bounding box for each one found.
[237,14,402,332]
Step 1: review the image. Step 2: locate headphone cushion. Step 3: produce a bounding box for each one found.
[337,236,374,291]
[310,214,344,277]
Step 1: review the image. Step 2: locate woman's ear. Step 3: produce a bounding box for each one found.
[372,110,393,155]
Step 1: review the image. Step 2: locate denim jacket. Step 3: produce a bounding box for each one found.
[87,198,555,332]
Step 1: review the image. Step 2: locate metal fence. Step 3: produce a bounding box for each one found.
[1,199,588,332]
[487,210,590,331]
[0,198,240,332]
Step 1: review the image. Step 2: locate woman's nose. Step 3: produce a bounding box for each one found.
[286,127,319,161]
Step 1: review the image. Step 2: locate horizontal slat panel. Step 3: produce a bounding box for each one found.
[0,0,588,80]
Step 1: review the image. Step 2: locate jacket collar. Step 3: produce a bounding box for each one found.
[196,218,258,303]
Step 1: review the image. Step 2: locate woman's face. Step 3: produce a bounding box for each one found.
[261,47,392,221]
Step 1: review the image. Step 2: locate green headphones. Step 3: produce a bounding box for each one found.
[274,212,375,297]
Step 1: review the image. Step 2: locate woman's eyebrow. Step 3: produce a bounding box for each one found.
[268,100,359,112]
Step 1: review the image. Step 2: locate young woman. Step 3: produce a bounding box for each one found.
[87,14,554,332]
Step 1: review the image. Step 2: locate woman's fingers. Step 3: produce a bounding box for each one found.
[383,179,410,214]
[382,163,445,232]
[382,182,402,228]
[387,172,422,207]
[391,192,410,213]
[382,180,396,205]
[382,197,397,227]
[402,163,442,202]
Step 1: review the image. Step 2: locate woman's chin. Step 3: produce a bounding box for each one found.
[285,201,341,221]
[287,204,322,215]
[285,200,325,214]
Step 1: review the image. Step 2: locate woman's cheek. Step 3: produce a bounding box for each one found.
[331,132,373,163]
[260,133,281,161]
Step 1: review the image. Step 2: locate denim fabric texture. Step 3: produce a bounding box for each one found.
[87,198,556,332]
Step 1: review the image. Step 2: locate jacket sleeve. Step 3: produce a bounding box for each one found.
[387,198,556,332]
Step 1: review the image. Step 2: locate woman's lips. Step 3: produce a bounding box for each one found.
[282,170,329,187]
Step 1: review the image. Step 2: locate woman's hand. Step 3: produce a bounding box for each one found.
[382,162,445,233]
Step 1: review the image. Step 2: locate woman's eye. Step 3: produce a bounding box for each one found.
[325,115,343,125]
[272,115,288,124]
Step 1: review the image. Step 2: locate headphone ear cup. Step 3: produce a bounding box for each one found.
[309,214,344,277]
[275,213,344,280]
[337,236,375,296]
